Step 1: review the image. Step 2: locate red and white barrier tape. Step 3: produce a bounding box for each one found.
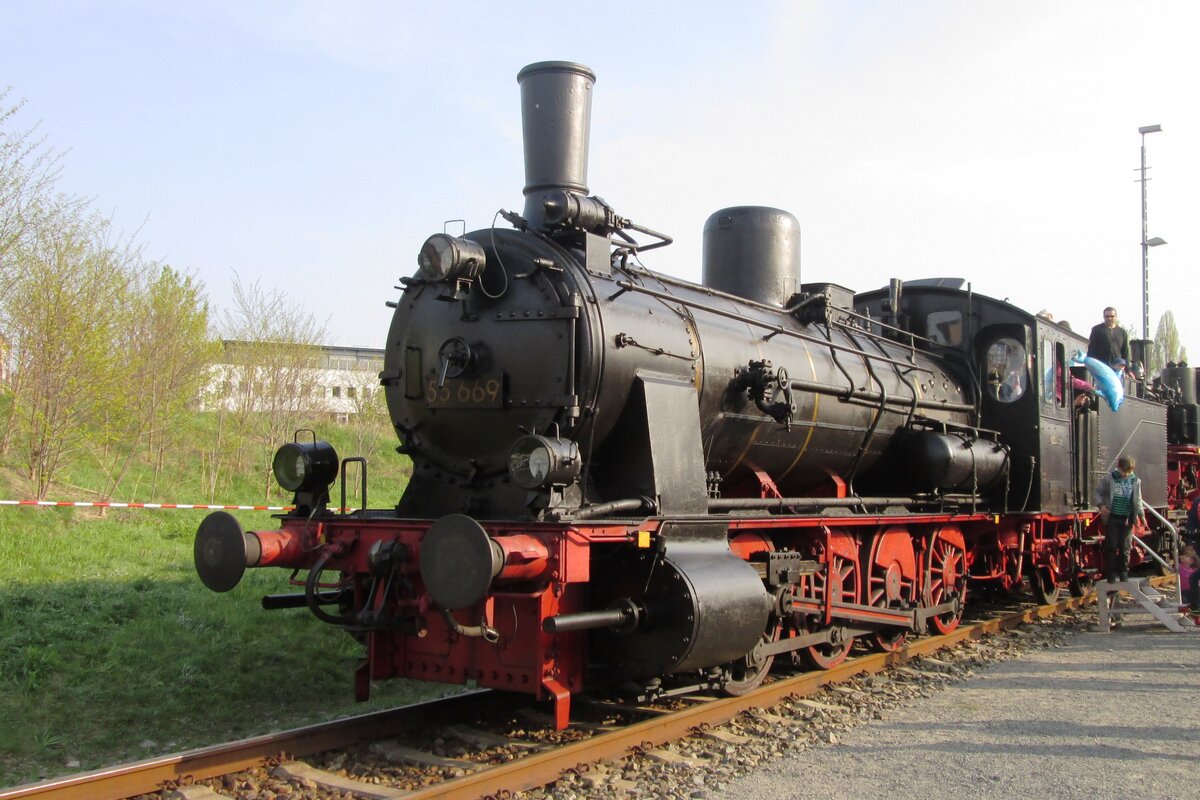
[0,500,295,511]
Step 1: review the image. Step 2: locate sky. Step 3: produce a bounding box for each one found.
[2,1,1197,354]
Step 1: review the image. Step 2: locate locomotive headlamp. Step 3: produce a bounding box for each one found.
[272,440,339,493]
[416,234,487,284]
[508,435,581,490]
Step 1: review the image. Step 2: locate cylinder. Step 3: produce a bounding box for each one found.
[1169,404,1200,445]
[518,61,596,229]
[702,206,802,306]
[598,548,772,679]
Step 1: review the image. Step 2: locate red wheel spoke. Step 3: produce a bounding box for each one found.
[927,526,966,635]
[862,526,917,653]
[801,531,859,669]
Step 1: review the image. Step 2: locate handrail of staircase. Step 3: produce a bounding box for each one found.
[1138,506,1181,606]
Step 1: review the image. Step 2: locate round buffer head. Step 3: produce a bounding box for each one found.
[194,510,250,593]
[419,514,504,610]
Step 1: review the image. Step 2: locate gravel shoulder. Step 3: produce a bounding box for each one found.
[721,618,1200,800]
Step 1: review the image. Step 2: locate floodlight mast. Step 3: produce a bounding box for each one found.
[1138,124,1164,348]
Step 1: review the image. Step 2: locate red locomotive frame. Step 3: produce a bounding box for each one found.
[227,504,1127,728]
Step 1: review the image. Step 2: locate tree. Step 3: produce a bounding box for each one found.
[1154,310,1188,371]
[1,209,132,498]
[218,276,327,500]
[92,265,219,499]
[1,88,219,503]
[342,369,391,504]
[0,89,82,303]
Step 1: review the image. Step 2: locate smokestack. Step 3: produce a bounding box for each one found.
[517,61,596,231]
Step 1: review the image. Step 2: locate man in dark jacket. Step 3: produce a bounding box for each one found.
[1087,307,1131,373]
[1093,455,1146,581]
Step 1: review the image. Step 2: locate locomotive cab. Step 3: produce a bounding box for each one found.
[856,281,1167,517]
[857,280,1169,597]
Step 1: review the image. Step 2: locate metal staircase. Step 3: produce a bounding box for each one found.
[1097,577,1199,633]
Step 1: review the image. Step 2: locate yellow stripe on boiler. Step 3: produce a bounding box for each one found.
[780,345,820,480]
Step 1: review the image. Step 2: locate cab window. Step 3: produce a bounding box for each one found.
[1041,338,1057,406]
[926,311,963,346]
[985,337,1026,403]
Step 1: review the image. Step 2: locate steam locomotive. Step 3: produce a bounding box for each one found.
[194,62,1183,728]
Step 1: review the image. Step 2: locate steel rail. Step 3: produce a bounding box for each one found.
[0,691,500,800]
[396,592,1101,800]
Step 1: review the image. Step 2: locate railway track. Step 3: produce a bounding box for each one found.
[0,590,1134,800]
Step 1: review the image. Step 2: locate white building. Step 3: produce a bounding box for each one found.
[204,341,386,420]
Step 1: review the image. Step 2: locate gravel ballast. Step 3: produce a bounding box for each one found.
[171,608,1197,799]
[721,618,1200,800]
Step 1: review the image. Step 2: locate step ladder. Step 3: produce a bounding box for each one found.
[1096,578,1199,633]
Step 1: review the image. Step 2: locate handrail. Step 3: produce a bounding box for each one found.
[610,281,933,373]
[1139,506,1181,606]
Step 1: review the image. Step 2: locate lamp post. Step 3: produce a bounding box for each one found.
[1138,124,1164,347]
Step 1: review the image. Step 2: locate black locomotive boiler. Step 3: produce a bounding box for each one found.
[194,61,1171,727]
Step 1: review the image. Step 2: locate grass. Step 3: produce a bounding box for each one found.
[0,416,448,788]
[46,411,411,510]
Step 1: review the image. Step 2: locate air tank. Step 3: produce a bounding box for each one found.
[702,206,801,307]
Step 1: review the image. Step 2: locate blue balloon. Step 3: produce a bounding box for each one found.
[1072,351,1123,411]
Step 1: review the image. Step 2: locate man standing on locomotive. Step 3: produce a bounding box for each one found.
[1088,307,1132,373]
[1094,455,1146,583]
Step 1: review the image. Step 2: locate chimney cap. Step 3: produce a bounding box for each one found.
[517,61,596,83]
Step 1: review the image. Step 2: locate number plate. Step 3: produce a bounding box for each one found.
[425,375,504,409]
